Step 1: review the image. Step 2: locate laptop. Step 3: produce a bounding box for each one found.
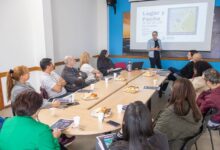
[132,62,144,70]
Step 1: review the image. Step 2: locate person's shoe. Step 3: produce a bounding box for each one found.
[158,90,164,98]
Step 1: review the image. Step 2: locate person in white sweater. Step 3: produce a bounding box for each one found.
[80,52,102,84]
[190,60,212,97]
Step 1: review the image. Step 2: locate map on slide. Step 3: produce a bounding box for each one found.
[168,7,198,35]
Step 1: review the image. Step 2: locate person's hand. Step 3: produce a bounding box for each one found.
[52,129,61,138]
[155,47,160,50]
[108,68,114,72]
[58,78,66,86]
[96,72,103,78]
[51,100,60,108]
[75,78,84,85]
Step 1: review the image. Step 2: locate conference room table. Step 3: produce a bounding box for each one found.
[38,69,170,136]
[73,70,144,110]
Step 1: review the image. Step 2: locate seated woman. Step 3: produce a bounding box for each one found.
[190,61,212,97]
[80,52,102,84]
[197,68,220,127]
[0,90,61,149]
[110,101,169,150]
[154,78,202,150]
[6,65,60,107]
[97,50,114,76]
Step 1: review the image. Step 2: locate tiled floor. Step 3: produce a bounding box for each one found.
[1,84,220,150]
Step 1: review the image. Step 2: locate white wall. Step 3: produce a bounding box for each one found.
[0,0,108,71]
[0,0,48,105]
[0,0,108,106]
[51,0,108,63]
[0,0,46,71]
[97,0,108,51]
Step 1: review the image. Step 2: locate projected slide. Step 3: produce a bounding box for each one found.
[168,7,198,35]
[130,0,215,51]
[136,3,207,43]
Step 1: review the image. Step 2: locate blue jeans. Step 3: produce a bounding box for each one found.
[168,67,181,75]
[167,67,181,81]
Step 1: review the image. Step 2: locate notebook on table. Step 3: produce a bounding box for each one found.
[49,94,80,108]
[157,70,170,76]
[143,86,160,91]
[51,119,74,130]
[108,68,123,74]
[51,119,73,130]
[77,89,94,93]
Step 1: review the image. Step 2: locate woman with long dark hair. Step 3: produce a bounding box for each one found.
[110,101,169,150]
[97,50,114,76]
[155,78,202,150]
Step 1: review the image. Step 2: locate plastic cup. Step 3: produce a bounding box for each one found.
[73,116,80,127]
[105,77,109,84]
[90,84,95,91]
[113,73,117,79]
[117,104,123,113]
[49,108,57,116]
[98,113,104,122]
[71,93,75,103]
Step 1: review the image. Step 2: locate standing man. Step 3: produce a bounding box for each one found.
[147,31,162,69]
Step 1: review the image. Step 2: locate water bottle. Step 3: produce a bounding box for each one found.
[127,61,132,72]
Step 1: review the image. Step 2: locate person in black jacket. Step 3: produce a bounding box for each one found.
[160,51,202,97]
[109,101,169,150]
[61,56,87,92]
[168,50,200,80]
[97,50,114,76]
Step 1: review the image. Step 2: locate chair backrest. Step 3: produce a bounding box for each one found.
[181,108,219,150]
[40,87,49,99]
[203,108,219,129]
[181,125,204,150]
[204,108,218,124]
[114,62,127,70]
[96,133,116,150]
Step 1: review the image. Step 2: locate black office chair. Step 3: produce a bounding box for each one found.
[204,108,219,150]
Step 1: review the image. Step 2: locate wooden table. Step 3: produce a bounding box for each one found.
[38,107,121,136]
[73,70,144,110]
[38,70,169,136]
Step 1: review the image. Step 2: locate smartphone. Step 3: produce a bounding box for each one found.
[106,120,120,127]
